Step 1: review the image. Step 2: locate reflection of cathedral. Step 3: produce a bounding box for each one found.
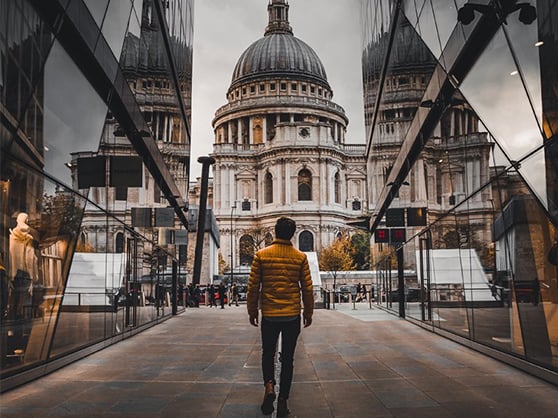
[71,0,192,256]
[210,0,367,267]
[363,17,494,267]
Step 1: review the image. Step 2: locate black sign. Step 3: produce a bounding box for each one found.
[407,207,427,226]
[109,156,143,187]
[131,207,152,227]
[390,228,406,243]
[375,228,389,243]
[155,207,175,227]
[386,208,405,227]
[174,230,188,245]
[77,156,106,188]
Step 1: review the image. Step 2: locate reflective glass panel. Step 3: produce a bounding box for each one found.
[43,41,108,192]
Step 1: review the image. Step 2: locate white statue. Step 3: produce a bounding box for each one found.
[9,213,40,282]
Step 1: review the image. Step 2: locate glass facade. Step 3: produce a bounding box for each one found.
[1,0,193,389]
[363,0,558,380]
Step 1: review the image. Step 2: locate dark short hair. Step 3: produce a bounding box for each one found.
[275,217,296,239]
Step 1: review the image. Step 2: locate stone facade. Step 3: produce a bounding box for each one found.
[209,0,367,269]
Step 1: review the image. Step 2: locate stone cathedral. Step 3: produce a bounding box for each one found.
[210,0,367,268]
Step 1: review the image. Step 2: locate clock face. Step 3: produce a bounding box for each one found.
[299,127,310,138]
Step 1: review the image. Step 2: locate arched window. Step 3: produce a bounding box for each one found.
[298,169,312,201]
[115,232,125,253]
[239,235,255,266]
[265,232,273,247]
[334,172,340,203]
[299,231,314,252]
[264,172,273,204]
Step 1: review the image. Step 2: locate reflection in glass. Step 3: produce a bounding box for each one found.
[101,0,133,60]
[1,163,85,373]
[363,0,558,376]
[460,30,543,174]
[43,42,108,192]
[83,0,109,27]
[402,0,463,62]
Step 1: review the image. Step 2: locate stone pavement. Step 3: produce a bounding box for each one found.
[1,304,557,417]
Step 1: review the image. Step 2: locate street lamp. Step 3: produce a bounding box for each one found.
[230,204,236,286]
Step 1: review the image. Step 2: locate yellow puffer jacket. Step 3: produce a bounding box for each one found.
[247,239,314,319]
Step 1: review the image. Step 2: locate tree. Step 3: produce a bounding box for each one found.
[350,231,371,270]
[319,234,355,306]
[218,251,228,275]
[239,227,269,265]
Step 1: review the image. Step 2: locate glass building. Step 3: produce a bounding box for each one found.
[362,0,557,383]
[0,0,193,390]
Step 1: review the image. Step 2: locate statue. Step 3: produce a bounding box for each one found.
[8,213,41,319]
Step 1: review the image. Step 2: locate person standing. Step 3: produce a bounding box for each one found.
[218,283,226,309]
[209,284,217,307]
[356,282,362,302]
[247,217,314,417]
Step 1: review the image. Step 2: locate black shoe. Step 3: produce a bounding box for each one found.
[261,381,276,415]
[277,397,290,417]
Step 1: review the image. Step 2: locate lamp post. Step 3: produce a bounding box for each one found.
[230,204,236,286]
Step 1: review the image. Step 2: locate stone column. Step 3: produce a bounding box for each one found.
[284,159,291,205]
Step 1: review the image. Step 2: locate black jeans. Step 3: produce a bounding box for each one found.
[261,316,301,399]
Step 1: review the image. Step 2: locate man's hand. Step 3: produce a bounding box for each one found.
[303,316,312,328]
[249,315,259,327]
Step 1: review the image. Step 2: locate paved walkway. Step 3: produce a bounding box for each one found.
[1,304,557,417]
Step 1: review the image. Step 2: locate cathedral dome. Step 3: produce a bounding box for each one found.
[229,0,330,91]
[230,34,329,89]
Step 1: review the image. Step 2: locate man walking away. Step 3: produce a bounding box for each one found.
[247,217,314,416]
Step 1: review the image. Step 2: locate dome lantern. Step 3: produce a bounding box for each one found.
[265,0,293,36]
[229,0,330,92]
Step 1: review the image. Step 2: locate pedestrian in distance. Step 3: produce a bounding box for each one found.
[230,283,239,306]
[218,283,226,309]
[209,284,217,307]
[193,284,201,308]
[356,282,362,302]
[247,216,314,417]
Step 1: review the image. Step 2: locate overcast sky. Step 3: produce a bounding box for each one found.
[190,0,365,179]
